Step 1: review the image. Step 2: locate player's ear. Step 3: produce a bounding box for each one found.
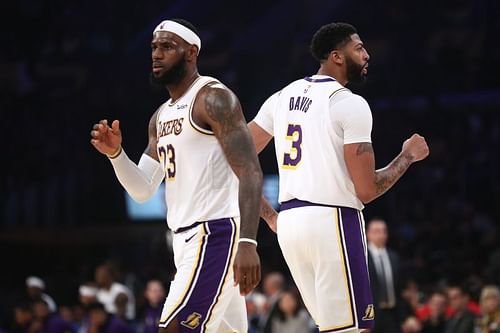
[329,50,344,65]
[186,44,198,62]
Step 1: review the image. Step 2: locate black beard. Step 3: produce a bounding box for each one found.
[150,57,187,87]
[346,57,367,84]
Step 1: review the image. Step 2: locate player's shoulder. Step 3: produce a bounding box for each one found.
[198,80,238,106]
[331,90,369,109]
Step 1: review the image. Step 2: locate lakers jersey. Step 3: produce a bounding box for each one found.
[156,76,239,231]
[254,75,372,210]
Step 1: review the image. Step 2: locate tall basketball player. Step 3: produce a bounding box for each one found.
[91,19,262,333]
[248,23,429,333]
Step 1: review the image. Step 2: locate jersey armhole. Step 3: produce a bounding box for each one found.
[188,80,219,136]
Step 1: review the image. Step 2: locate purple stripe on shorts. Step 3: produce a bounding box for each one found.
[339,207,375,330]
[176,218,236,332]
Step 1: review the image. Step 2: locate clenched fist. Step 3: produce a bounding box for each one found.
[402,133,429,162]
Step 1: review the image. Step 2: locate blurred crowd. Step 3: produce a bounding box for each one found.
[3,267,500,333]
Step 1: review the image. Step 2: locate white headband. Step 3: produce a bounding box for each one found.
[153,20,201,54]
[26,276,45,289]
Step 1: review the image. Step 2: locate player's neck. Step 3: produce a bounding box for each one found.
[316,66,347,86]
[166,70,200,102]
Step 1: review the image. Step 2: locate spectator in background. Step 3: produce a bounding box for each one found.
[420,291,447,333]
[477,285,500,333]
[259,272,285,333]
[444,284,476,333]
[78,283,99,333]
[26,277,57,313]
[402,280,423,319]
[270,289,315,333]
[245,291,267,333]
[139,280,165,333]
[11,302,33,333]
[58,305,80,333]
[367,218,403,333]
[87,302,133,333]
[95,263,135,321]
[79,283,99,306]
[30,299,73,333]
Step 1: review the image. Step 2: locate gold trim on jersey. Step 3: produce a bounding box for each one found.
[201,218,238,331]
[319,208,355,332]
[159,223,208,325]
[188,80,220,136]
[329,87,350,99]
[167,76,204,107]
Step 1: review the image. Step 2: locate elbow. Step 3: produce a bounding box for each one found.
[356,189,376,204]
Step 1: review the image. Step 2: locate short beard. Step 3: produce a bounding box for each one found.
[150,57,187,87]
[346,57,366,84]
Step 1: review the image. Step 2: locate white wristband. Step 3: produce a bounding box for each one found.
[238,238,258,246]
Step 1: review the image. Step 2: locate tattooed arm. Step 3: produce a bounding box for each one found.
[196,83,263,295]
[344,134,429,204]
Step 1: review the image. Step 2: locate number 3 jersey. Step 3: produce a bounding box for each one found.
[156,76,239,231]
[253,75,373,210]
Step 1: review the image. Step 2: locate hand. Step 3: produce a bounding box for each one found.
[402,133,429,162]
[233,242,261,295]
[90,119,122,156]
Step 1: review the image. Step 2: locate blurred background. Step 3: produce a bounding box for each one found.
[2,0,500,332]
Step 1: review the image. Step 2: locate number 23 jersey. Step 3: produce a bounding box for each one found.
[253,75,372,210]
[156,76,239,231]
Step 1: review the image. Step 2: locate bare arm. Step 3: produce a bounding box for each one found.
[344,134,429,204]
[248,121,273,154]
[144,110,160,161]
[247,121,278,232]
[199,84,263,294]
[202,85,263,240]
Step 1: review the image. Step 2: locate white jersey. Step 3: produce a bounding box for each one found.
[254,75,372,210]
[156,76,239,231]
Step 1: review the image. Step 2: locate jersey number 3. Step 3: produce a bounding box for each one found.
[158,144,176,180]
[282,124,302,169]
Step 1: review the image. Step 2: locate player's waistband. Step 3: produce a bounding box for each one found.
[173,217,232,234]
[280,199,353,212]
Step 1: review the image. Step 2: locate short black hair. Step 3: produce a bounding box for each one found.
[170,18,200,37]
[310,22,358,62]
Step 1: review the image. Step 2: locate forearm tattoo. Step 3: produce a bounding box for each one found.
[355,142,413,198]
[374,152,413,196]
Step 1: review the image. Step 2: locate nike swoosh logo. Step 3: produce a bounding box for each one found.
[185,233,196,243]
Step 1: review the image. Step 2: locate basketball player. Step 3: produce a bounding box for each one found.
[90,19,262,333]
[248,23,429,333]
